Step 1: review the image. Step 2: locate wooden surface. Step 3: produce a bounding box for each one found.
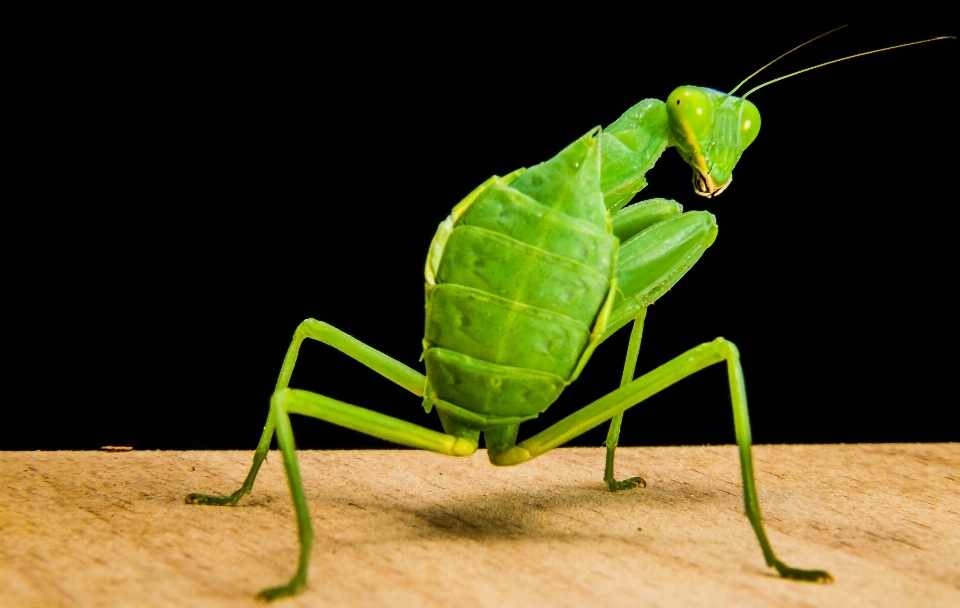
[1,445,958,607]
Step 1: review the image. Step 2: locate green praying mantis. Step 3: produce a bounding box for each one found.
[185,27,953,601]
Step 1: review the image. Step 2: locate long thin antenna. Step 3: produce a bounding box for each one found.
[741,36,955,99]
[728,24,849,95]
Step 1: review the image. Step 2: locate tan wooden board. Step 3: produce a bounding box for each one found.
[1,445,958,607]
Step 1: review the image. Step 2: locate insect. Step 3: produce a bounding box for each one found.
[185,28,952,601]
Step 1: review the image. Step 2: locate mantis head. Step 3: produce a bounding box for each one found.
[664,27,952,199]
[666,86,760,198]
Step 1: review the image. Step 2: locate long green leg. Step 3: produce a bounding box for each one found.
[604,308,647,491]
[494,337,832,583]
[256,388,476,601]
[257,394,311,600]
[186,318,425,506]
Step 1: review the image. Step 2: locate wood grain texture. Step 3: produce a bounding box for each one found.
[2,445,958,607]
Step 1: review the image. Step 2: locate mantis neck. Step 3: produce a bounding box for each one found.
[598,98,673,214]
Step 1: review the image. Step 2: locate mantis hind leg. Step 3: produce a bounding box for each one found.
[603,309,647,492]
[256,388,477,601]
[495,338,832,583]
[185,318,477,601]
[186,318,428,507]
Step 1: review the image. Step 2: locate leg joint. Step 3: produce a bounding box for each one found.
[712,336,740,359]
[271,387,293,410]
[294,318,327,339]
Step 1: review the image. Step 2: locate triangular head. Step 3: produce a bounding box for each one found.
[664,30,952,198]
[666,86,761,198]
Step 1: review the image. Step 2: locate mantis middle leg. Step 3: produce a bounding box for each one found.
[186,318,428,507]
[600,198,714,492]
[492,337,832,583]
[603,308,647,491]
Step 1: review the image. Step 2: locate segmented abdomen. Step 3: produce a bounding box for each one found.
[423,131,616,421]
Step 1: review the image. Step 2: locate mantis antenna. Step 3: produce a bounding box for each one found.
[740,35,956,99]
[728,24,850,95]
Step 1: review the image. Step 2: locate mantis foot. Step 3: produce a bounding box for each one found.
[772,559,833,583]
[184,489,247,506]
[605,476,646,492]
[256,577,306,602]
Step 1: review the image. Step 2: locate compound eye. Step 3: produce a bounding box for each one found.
[667,86,714,142]
[739,100,761,150]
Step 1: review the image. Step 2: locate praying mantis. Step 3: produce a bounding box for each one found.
[184,27,953,601]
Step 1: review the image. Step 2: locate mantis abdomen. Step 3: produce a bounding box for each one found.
[423,130,616,424]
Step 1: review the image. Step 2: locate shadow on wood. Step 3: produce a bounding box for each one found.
[1,445,957,607]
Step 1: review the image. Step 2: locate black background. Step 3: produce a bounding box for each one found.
[7,15,957,451]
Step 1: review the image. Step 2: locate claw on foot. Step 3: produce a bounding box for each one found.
[256,579,305,602]
[185,493,237,506]
[606,476,646,492]
[774,560,833,583]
